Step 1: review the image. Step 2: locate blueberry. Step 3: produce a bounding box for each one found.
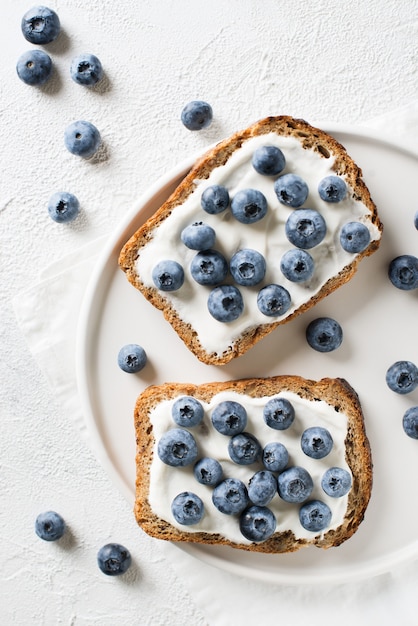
[35,511,65,541]
[239,505,277,542]
[321,467,352,497]
[257,284,291,317]
[301,426,333,459]
[252,145,286,176]
[47,191,79,223]
[274,173,309,208]
[64,120,101,158]
[403,406,418,439]
[201,185,230,214]
[181,222,216,250]
[21,6,60,44]
[263,397,295,430]
[194,457,223,486]
[262,441,289,472]
[299,500,332,532]
[247,471,277,506]
[207,285,244,322]
[157,428,198,467]
[280,249,315,282]
[16,50,52,86]
[211,400,247,436]
[228,432,262,465]
[152,259,184,291]
[117,343,147,373]
[340,222,371,253]
[306,317,343,352]
[231,189,268,224]
[318,175,347,203]
[388,255,418,290]
[212,478,249,515]
[181,100,213,131]
[230,249,266,286]
[414,210,418,230]
[277,466,314,503]
[70,53,103,86]
[386,361,418,394]
[171,492,204,525]
[285,208,327,249]
[97,543,132,576]
[172,396,204,427]
[190,250,228,286]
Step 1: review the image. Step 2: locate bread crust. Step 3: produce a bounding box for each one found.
[134,375,372,553]
[119,116,383,365]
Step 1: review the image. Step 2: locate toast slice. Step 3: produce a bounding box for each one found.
[134,376,372,553]
[119,116,383,365]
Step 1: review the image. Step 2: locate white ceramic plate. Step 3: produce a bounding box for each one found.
[76,125,418,585]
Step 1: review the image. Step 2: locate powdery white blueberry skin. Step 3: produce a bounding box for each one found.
[301,426,334,459]
[152,259,184,291]
[403,406,418,439]
[228,432,262,465]
[171,491,204,525]
[230,249,266,286]
[386,360,418,395]
[16,49,52,86]
[230,188,268,224]
[180,222,216,250]
[262,441,289,472]
[117,343,147,373]
[35,511,65,541]
[239,505,277,542]
[21,5,60,44]
[247,470,277,506]
[207,285,244,322]
[305,317,343,353]
[181,100,213,131]
[274,173,309,207]
[64,120,101,158]
[200,184,230,214]
[256,284,291,317]
[97,543,132,576]
[212,478,249,515]
[48,191,79,223]
[340,221,371,253]
[263,397,295,430]
[318,175,347,203]
[211,400,248,436]
[277,466,314,503]
[171,396,204,427]
[388,254,418,290]
[321,467,352,498]
[252,145,286,176]
[70,53,103,86]
[157,428,198,467]
[285,208,327,249]
[190,249,228,286]
[299,500,332,532]
[193,457,223,486]
[280,249,315,282]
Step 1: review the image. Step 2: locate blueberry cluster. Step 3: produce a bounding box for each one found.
[157,395,352,542]
[151,144,371,324]
[386,360,418,440]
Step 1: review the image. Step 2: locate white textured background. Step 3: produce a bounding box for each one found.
[2,0,418,624]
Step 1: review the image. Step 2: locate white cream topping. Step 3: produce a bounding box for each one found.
[148,390,351,544]
[135,133,381,356]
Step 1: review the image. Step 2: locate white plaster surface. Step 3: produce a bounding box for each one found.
[2,0,418,624]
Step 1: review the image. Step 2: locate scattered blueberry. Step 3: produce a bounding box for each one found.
[171,492,204,525]
[280,249,315,282]
[321,467,352,497]
[228,432,262,465]
[263,397,295,430]
[181,100,213,131]
[16,49,52,86]
[21,5,60,44]
[64,120,101,158]
[262,441,289,472]
[301,427,333,459]
[340,222,371,253]
[97,543,132,576]
[386,361,418,394]
[318,175,347,203]
[252,145,286,176]
[257,284,292,317]
[230,249,266,286]
[231,188,268,224]
[194,457,223,486]
[277,466,314,503]
[212,478,249,515]
[157,428,198,467]
[388,255,418,290]
[285,208,327,249]
[181,222,216,250]
[274,173,309,208]
[47,191,79,223]
[211,400,247,436]
[306,317,343,352]
[299,500,332,532]
[190,249,228,286]
[117,343,147,373]
[247,471,277,506]
[70,53,103,86]
[172,396,204,427]
[403,406,418,439]
[35,511,65,541]
[201,185,230,214]
[239,505,277,542]
[414,210,418,230]
[207,285,244,322]
[152,259,184,291]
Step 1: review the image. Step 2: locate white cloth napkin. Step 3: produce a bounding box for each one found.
[13,104,418,626]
